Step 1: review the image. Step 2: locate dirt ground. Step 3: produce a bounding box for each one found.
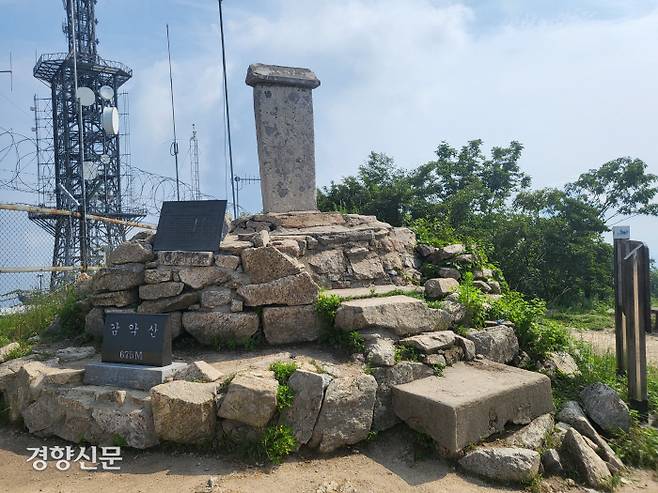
[0,425,657,493]
[571,328,658,365]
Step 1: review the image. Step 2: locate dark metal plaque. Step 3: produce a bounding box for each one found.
[153,200,227,253]
[102,313,172,367]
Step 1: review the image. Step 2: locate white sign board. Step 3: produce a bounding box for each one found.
[612,226,630,240]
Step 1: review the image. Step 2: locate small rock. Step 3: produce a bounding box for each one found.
[541,449,563,476]
[158,251,214,267]
[424,278,459,299]
[251,230,270,247]
[144,269,173,284]
[200,287,232,309]
[151,380,217,445]
[487,281,502,294]
[399,331,456,354]
[459,447,540,484]
[429,244,465,263]
[108,241,155,265]
[365,337,397,367]
[215,254,241,270]
[541,351,580,377]
[309,374,377,453]
[54,346,96,362]
[580,383,630,434]
[241,246,303,284]
[454,335,476,361]
[423,354,447,367]
[237,272,319,306]
[472,280,492,293]
[175,361,223,383]
[281,369,331,446]
[438,267,461,280]
[416,244,438,258]
[218,373,278,428]
[465,325,519,364]
[262,305,321,345]
[560,428,611,489]
[84,307,104,338]
[0,342,20,363]
[138,281,184,300]
[557,401,599,440]
[503,413,554,450]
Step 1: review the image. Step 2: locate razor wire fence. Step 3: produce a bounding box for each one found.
[0,203,156,310]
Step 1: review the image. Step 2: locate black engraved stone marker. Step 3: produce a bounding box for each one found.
[102,313,172,367]
[152,200,228,253]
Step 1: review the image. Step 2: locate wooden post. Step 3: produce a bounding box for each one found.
[621,240,649,417]
[612,226,630,375]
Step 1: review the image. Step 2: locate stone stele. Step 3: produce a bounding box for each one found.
[246,63,321,213]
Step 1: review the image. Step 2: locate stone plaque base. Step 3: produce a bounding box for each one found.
[84,361,187,391]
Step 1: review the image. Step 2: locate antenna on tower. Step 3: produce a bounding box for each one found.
[189,124,201,200]
[166,24,181,201]
[0,52,13,91]
[218,0,237,218]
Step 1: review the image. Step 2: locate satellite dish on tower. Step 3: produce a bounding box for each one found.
[99,85,114,101]
[102,107,119,136]
[76,86,95,106]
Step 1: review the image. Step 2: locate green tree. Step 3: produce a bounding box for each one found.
[318,152,412,226]
[566,157,658,224]
[318,141,655,307]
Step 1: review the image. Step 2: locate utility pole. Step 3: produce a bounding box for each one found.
[218,0,237,218]
[166,24,180,201]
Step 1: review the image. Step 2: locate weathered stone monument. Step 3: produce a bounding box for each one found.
[246,63,321,213]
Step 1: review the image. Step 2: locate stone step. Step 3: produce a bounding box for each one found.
[392,360,553,456]
[334,295,451,336]
[326,284,422,299]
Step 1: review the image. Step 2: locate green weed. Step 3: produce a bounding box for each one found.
[260,425,298,464]
[394,345,423,363]
[457,272,487,328]
[276,384,295,411]
[269,361,298,384]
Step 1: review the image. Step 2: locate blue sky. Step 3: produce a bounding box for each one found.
[1,0,657,253]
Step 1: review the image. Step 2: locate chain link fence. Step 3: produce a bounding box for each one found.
[0,204,155,310]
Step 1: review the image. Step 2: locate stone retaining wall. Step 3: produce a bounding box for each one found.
[85,212,419,346]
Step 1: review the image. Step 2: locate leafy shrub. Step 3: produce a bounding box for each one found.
[408,217,459,248]
[610,421,658,469]
[395,345,423,363]
[319,327,365,355]
[260,425,298,464]
[57,290,87,338]
[269,361,298,384]
[488,290,569,361]
[315,292,342,326]
[270,361,298,411]
[457,272,487,328]
[276,384,295,411]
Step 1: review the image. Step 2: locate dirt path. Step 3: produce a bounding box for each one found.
[571,328,658,366]
[1,426,657,493]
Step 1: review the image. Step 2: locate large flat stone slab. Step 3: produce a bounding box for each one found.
[84,362,187,391]
[335,295,451,336]
[327,285,422,299]
[392,360,553,455]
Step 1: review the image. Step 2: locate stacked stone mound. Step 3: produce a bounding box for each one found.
[85,212,419,346]
[232,211,420,289]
